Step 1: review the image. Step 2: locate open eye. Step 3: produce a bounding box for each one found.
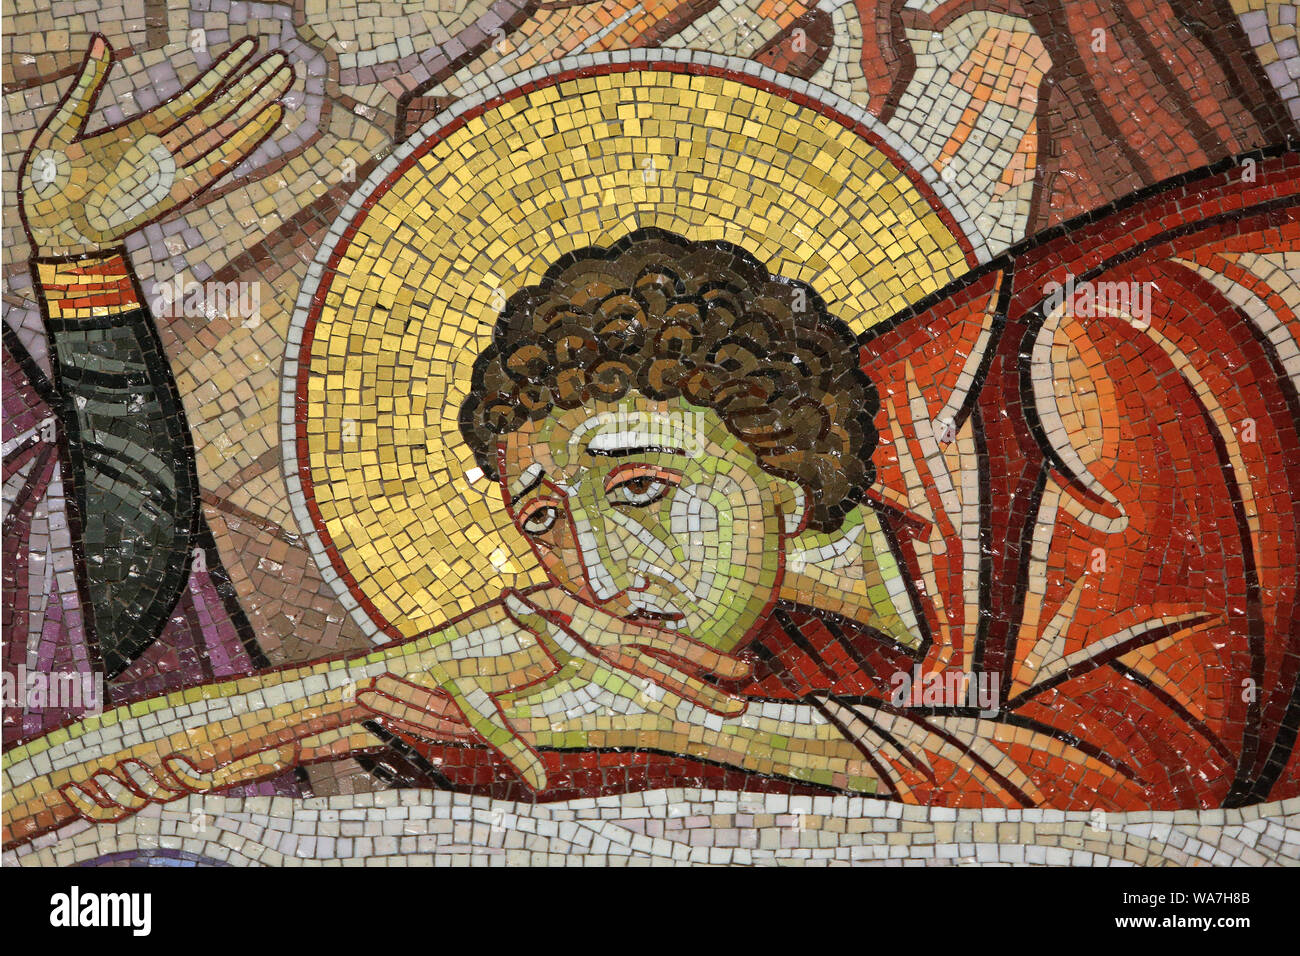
[519,503,559,535]
[605,466,680,508]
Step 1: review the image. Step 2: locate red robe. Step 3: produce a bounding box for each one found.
[389,149,1300,811]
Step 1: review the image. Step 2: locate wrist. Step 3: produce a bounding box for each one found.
[33,249,142,321]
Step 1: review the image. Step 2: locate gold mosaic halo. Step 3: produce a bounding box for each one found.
[283,52,982,644]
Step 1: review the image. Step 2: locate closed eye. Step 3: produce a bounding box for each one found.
[604,465,681,508]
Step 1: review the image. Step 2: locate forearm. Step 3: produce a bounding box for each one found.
[1,649,391,848]
[501,682,884,794]
[35,251,199,677]
[1,608,512,848]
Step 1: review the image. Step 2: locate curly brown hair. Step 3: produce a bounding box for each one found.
[459,229,879,532]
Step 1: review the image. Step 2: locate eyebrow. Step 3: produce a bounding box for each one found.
[509,463,545,498]
[584,429,688,457]
[569,410,695,459]
[587,443,689,458]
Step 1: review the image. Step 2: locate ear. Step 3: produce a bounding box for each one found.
[771,476,808,537]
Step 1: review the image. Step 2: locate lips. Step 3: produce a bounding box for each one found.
[625,606,686,624]
[620,571,691,625]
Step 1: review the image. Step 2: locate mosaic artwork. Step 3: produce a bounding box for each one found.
[3,0,1300,867]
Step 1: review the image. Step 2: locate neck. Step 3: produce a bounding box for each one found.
[779,506,923,650]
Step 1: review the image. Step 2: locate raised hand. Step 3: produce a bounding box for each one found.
[19,34,292,257]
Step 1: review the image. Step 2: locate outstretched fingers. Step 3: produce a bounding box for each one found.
[162,747,298,793]
[597,644,749,716]
[58,771,147,822]
[56,758,188,822]
[133,37,260,139]
[59,782,137,823]
[153,102,283,228]
[357,675,475,739]
[117,758,186,801]
[163,51,293,157]
[632,632,752,681]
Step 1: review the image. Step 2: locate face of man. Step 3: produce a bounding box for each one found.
[498,394,805,652]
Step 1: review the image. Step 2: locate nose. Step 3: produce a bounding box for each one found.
[567,498,636,603]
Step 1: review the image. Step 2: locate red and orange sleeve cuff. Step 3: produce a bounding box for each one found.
[35,252,142,320]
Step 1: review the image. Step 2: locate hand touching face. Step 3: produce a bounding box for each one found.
[500,395,806,652]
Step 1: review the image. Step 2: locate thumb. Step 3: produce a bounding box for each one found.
[39,34,113,148]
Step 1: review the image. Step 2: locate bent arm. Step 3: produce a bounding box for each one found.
[17,35,293,678]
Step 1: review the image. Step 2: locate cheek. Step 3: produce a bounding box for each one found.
[669,474,771,576]
[669,482,719,565]
[529,520,586,589]
[538,548,577,588]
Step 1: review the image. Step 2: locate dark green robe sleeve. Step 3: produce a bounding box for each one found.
[44,301,199,677]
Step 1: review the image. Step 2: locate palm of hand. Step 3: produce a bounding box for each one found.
[19,35,292,257]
